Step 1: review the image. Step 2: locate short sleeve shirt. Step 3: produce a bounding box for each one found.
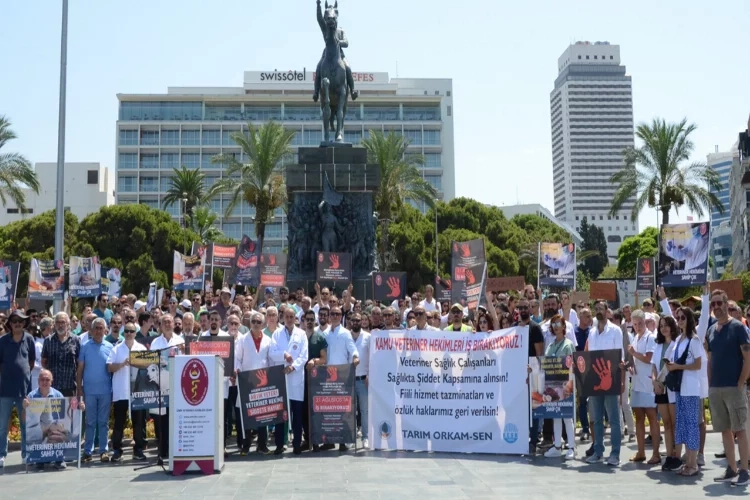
[78,340,114,396]
[307,331,328,361]
[707,319,749,387]
[42,333,81,393]
[0,332,36,398]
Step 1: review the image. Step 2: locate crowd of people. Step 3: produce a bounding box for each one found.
[0,279,749,485]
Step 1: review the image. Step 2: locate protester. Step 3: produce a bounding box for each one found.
[349,312,371,449]
[542,314,575,460]
[42,312,81,397]
[23,369,66,470]
[302,309,328,451]
[107,322,147,461]
[627,309,660,464]
[0,310,36,470]
[270,307,308,455]
[76,318,113,462]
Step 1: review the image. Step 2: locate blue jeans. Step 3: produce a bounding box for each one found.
[355,379,369,440]
[590,395,621,459]
[578,396,590,433]
[0,397,26,459]
[84,393,111,455]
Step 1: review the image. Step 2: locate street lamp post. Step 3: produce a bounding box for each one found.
[53,0,69,312]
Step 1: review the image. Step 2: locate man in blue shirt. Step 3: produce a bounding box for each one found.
[76,318,113,462]
[0,310,36,471]
[93,293,114,325]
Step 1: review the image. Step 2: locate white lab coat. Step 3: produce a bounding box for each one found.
[234,332,274,409]
[269,326,308,401]
[665,233,709,271]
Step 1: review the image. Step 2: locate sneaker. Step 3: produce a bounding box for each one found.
[362,438,369,449]
[257,446,271,455]
[734,469,750,486]
[606,455,620,467]
[585,444,595,457]
[320,443,335,451]
[580,432,590,442]
[715,452,727,458]
[339,444,349,452]
[111,451,122,463]
[312,445,320,452]
[273,446,285,455]
[698,453,705,467]
[528,443,537,455]
[565,448,576,460]
[82,454,93,463]
[662,456,681,471]
[628,435,635,443]
[36,463,46,471]
[586,454,603,464]
[0,456,4,471]
[544,446,562,458]
[132,450,147,461]
[100,453,110,463]
[714,466,738,482]
[54,461,67,470]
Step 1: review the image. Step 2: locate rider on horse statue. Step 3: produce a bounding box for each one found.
[313,0,359,103]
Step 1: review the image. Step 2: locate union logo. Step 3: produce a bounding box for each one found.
[180,358,209,406]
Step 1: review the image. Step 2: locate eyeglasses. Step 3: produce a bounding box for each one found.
[125,317,135,322]
[711,301,725,308]
[676,315,686,321]
[517,305,529,311]
[552,322,563,328]
[251,320,263,325]
[728,307,739,313]
[124,329,137,334]
[10,319,25,325]
[229,322,240,326]
[305,318,315,322]
[39,378,52,382]
[479,320,489,325]
[330,312,342,317]
[415,311,425,316]
[350,319,361,323]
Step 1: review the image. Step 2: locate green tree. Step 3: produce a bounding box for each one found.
[616,226,659,277]
[162,166,208,225]
[186,206,224,244]
[0,115,40,210]
[361,130,438,270]
[609,118,724,224]
[579,217,608,279]
[209,122,293,252]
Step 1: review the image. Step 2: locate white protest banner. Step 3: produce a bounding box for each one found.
[368,327,529,454]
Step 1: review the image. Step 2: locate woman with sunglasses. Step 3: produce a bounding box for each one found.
[667,307,704,476]
[652,315,679,470]
[543,314,576,460]
[476,312,494,333]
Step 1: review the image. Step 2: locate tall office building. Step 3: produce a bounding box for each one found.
[549,41,637,261]
[116,70,454,252]
[707,150,733,279]
[730,118,750,273]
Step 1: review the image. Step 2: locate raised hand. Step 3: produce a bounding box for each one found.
[592,357,612,392]
[460,244,471,258]
[386,276,401,298]
[330,254,340,269]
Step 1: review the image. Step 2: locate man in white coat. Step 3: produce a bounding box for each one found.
[270,307,308,455]
[235,311,276,455]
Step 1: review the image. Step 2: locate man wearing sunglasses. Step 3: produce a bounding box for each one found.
[235,311,275,455]
[107,321,147,461]
[706,289,750,484]
[443,303,472,332]
[302,310,328,451]
[409,305,439,331]
[0,310,37,470]
[316,306,357,451]
[93,293,114,326]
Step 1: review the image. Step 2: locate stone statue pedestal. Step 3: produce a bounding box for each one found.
[286,146,380,297]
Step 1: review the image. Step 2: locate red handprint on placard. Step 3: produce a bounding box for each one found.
[269,255,276,266]
[460,244,471,257]
[329,254,340,269]
[466,269,476,285]
[592,357,612,392]
[326,366,338,382]
[641,259,651,274]
[386,276,401,298]
[255,369,268,388]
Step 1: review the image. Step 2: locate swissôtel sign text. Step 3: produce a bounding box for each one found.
[244,68,388,85]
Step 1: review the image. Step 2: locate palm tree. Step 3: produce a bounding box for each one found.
[609,118,724,225]
[0,115,40,210]
[186,206,224,244]
[162,166,207,225]
[209,122,294,251]
[361,130,438,270]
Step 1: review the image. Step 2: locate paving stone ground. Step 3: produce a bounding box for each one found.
[0,431,745,499]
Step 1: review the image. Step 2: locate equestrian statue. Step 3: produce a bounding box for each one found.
[313,0,358,144]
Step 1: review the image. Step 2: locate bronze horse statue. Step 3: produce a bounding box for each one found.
[314,0,353,144]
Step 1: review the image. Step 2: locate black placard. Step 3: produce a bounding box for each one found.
[237,365,289,430]
[573,349,622,398]
[308,363,356,445]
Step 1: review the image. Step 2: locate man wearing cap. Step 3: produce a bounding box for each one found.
[0,310,37,470]
[180,298,192,315]
[444,304,472,332]
[212,287,233,322]
[278,287,300,316]
[261,287,276,309]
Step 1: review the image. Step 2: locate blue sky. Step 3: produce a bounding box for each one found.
[1,0,749,230]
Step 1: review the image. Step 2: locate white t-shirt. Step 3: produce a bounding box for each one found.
[631,331,656,393]
[419,298,439,313]
[672,335,704,398]
[107,341,147,402]
[149,334,185,415]
[651,340,676,403]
